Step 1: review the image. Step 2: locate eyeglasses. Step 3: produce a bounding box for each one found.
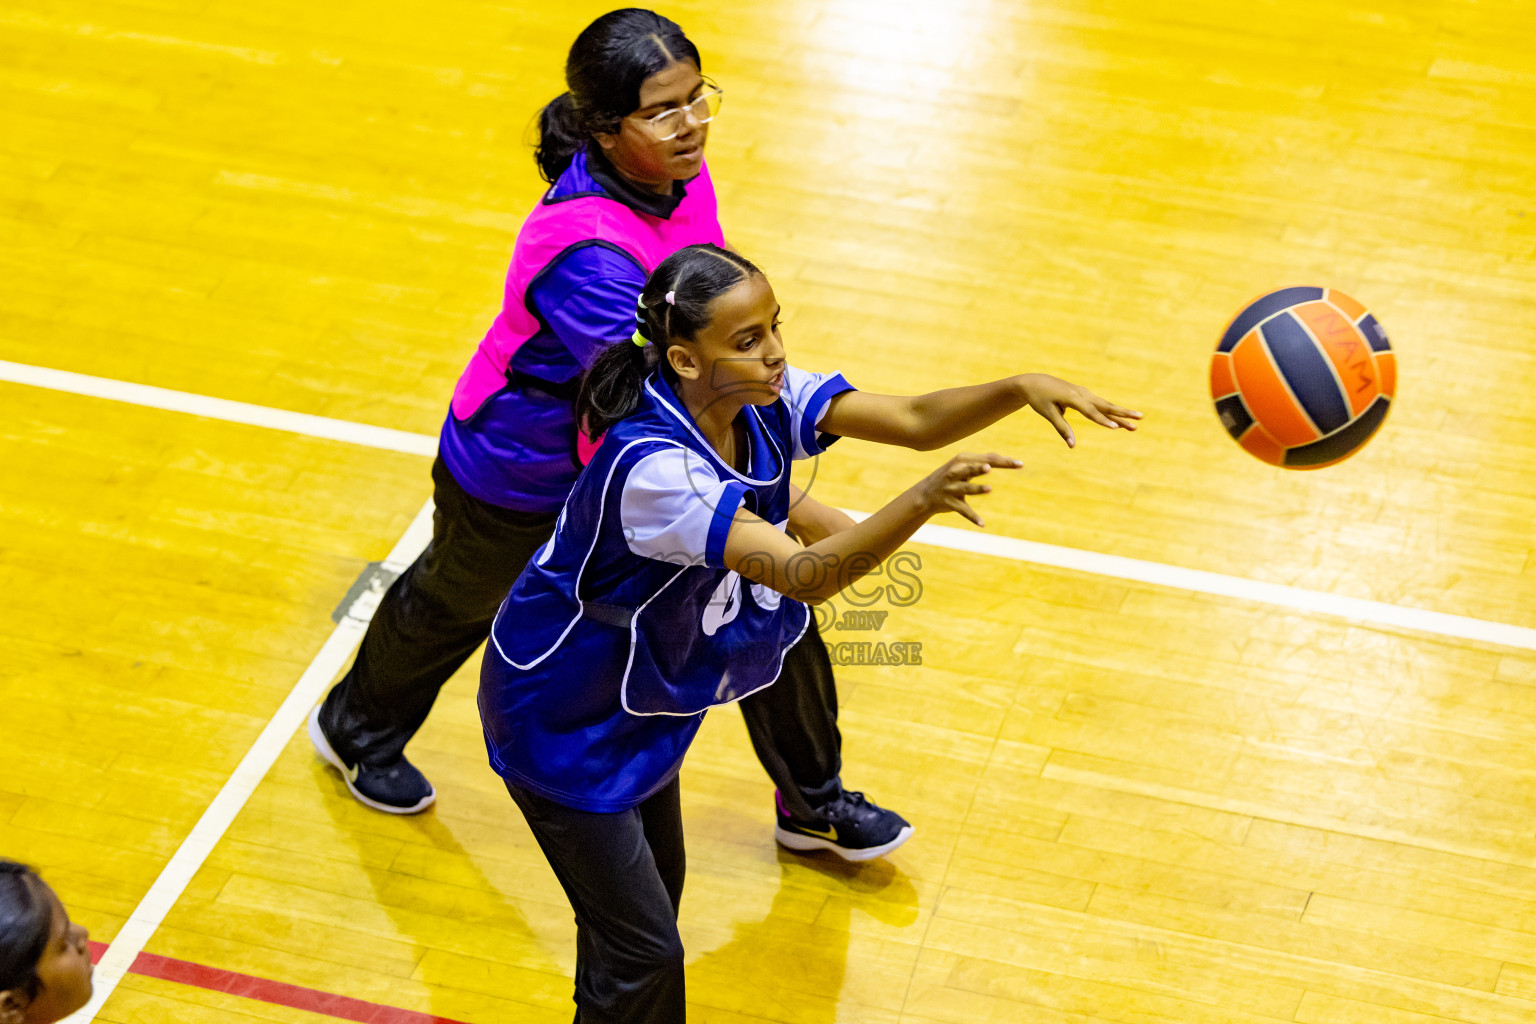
[630,80,724,141]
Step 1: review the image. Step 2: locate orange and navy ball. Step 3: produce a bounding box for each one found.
[1210,286,1395,469]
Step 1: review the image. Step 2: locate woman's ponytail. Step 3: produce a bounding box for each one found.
[577,244,762,438]
[577,331,659,438]
[535,92,584,183]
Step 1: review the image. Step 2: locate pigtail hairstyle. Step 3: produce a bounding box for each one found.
[576,243,762,436]
[534,9,703,182]
[0,860,49,1003]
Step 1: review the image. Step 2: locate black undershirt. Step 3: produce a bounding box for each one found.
[584,143,688,220]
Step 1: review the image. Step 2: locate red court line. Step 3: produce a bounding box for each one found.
[89,942,472,1024]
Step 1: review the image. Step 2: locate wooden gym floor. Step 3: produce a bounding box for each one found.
[3,0,1535,1021]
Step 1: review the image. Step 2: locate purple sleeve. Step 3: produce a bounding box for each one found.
[527,245,649,372]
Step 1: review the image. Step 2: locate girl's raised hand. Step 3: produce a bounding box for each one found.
[916,452,1022,528]
[1018,373,1142,448]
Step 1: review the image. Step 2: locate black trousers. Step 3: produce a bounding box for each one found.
[320,456,844,821]
[507,775,686,1023]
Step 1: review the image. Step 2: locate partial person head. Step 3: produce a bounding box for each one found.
[535,9,722,189]
[0,861,93,1024]
[578,244,783,435]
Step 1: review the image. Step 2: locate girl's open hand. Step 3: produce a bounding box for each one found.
[916,452,1022,528]
[1018,373,1142,448]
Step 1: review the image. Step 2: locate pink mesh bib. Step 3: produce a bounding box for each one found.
[451,162,725,425]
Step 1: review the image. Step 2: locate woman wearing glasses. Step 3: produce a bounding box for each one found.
[310,8,911,861]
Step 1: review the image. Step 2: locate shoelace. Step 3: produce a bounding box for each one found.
[822,789,870,821]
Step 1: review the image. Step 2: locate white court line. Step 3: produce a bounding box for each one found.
[901,521,1536,652]
[0,359,436,457]
[6,358,1535,654]
[63,502,437,1023]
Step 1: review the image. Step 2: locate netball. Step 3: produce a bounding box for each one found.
[1210,286,1396,469]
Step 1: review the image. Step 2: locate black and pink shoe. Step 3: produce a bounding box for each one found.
[774,788,913,862]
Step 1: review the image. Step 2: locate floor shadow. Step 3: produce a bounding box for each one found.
[686,848,920,1022]
[311,757,567,1022]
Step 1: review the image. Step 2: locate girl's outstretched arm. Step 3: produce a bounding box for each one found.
[818,373,1141,450]
[725,453,1020,605]
[785,484,856,545]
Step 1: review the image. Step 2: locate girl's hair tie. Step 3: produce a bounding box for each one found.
[664,290,676,305]
[632,330,649,348]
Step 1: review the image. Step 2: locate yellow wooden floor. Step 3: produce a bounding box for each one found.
[3,0,1536,1021]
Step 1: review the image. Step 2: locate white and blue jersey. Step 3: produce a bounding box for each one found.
[479,365,856,812]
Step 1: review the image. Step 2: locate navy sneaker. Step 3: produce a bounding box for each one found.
[307,705,436,815]
[774,788,913,862]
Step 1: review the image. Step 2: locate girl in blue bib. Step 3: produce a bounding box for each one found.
[479,243,1139,1022]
